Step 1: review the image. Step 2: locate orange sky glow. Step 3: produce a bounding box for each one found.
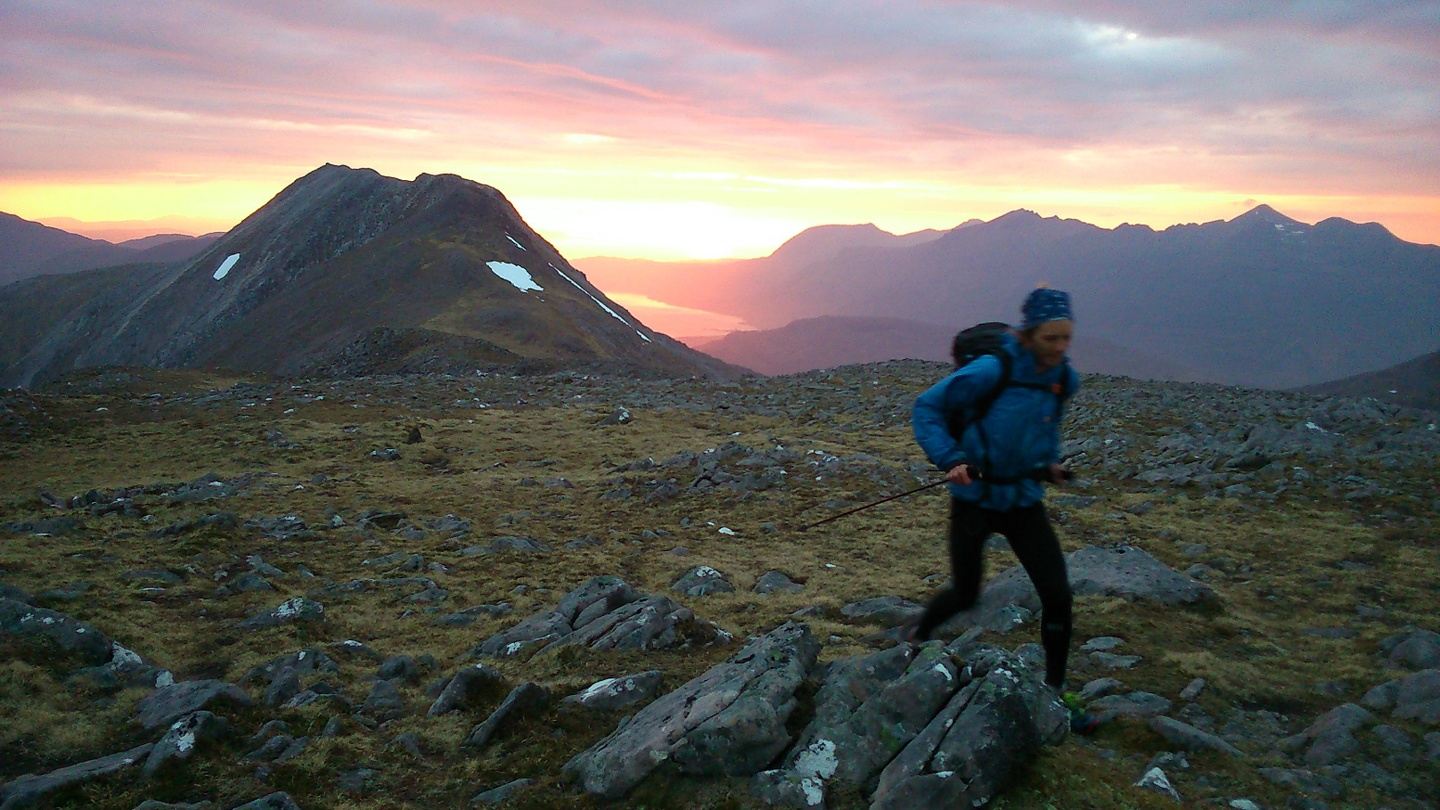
[2,2,1437,259]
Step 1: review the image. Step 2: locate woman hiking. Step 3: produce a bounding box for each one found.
[910,287,1097,732]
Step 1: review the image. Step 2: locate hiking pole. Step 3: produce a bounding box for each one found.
[796,479,949,532]
[794,465,1074,532]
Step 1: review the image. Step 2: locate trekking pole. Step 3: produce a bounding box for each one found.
[794,465,1074,532]
[795,479,949,532]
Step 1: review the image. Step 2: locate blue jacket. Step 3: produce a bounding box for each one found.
[912,333,1079,510]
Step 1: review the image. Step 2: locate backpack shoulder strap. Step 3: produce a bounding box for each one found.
[944,351,1010,441]
[972,351,1013,424]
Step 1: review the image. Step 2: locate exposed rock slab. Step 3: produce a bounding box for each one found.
[0,744,153,810]
[563,621,819,799]
[939,545,1214,636]
[868,646,1068,809]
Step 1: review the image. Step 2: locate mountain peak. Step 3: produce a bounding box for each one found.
[990,209,1043,225]
[1232,203,1300,226]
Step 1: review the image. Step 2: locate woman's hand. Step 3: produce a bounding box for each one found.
[946,464,974,485]
[1047,463,1069,484]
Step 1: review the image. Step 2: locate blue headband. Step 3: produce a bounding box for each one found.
[1020,288,1073,329]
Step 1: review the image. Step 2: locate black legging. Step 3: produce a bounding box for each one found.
[917,498,1073,689]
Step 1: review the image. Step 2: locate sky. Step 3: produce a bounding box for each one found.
[2,0,1438,259]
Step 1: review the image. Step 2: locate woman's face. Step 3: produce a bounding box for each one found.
[1021,319,1073,370]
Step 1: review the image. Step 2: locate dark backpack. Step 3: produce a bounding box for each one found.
[946,321,1070,444]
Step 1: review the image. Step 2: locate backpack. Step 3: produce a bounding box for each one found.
[946,321,1071,444]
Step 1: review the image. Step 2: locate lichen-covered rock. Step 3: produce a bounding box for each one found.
[756,643,959,807]
[239,597,324,630]
[562,671,664,711]
[564,621,819,799]
[142,711,231,777]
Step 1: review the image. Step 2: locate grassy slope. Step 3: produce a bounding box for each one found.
[0,367,1434,808]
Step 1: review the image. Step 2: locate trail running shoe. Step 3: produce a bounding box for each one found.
[1062,691,1102,735]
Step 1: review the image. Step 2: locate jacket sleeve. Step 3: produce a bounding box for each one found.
[1050,364,1081,463]
[912,356,1004,472]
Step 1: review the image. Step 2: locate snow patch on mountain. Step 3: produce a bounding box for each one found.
[487,261,543,293]
[212,253,240,280]
[550,262,652,342]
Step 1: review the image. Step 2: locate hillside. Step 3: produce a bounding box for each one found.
[1,364,1436,808]
[0,165,739,387]
[1298,350,1440,411]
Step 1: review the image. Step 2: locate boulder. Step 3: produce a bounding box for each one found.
[753,571,804,595]
[0,598,114,665]
[142,712,231,777]
[839,596,923,626]
[428,664,507,717]
[671,566,735,597]
[463,683,550,750]
[1149,716,1244,756]
[239,597,324,630]
[470,778,534,806]
[136,680,253,730]
[1280,703,1377,766]
[1381,629,1440,670]
[564,622,819,798]
[361,679,408,722]
[473,576,725,659]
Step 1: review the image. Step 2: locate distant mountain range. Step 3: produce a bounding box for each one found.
[580,207,1440,388]
[690,315,1209,380]
[0,212,219,286]
[0,165,737,387]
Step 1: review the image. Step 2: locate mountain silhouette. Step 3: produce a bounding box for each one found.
[0,165,738,387]
[0,213,218,287]
[691,315,1209,380]
[582,207,1440,388]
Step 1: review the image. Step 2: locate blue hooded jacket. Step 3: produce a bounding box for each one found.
[912,332,1079,510]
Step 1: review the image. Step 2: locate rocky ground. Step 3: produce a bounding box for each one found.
[1,362,1437,809]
